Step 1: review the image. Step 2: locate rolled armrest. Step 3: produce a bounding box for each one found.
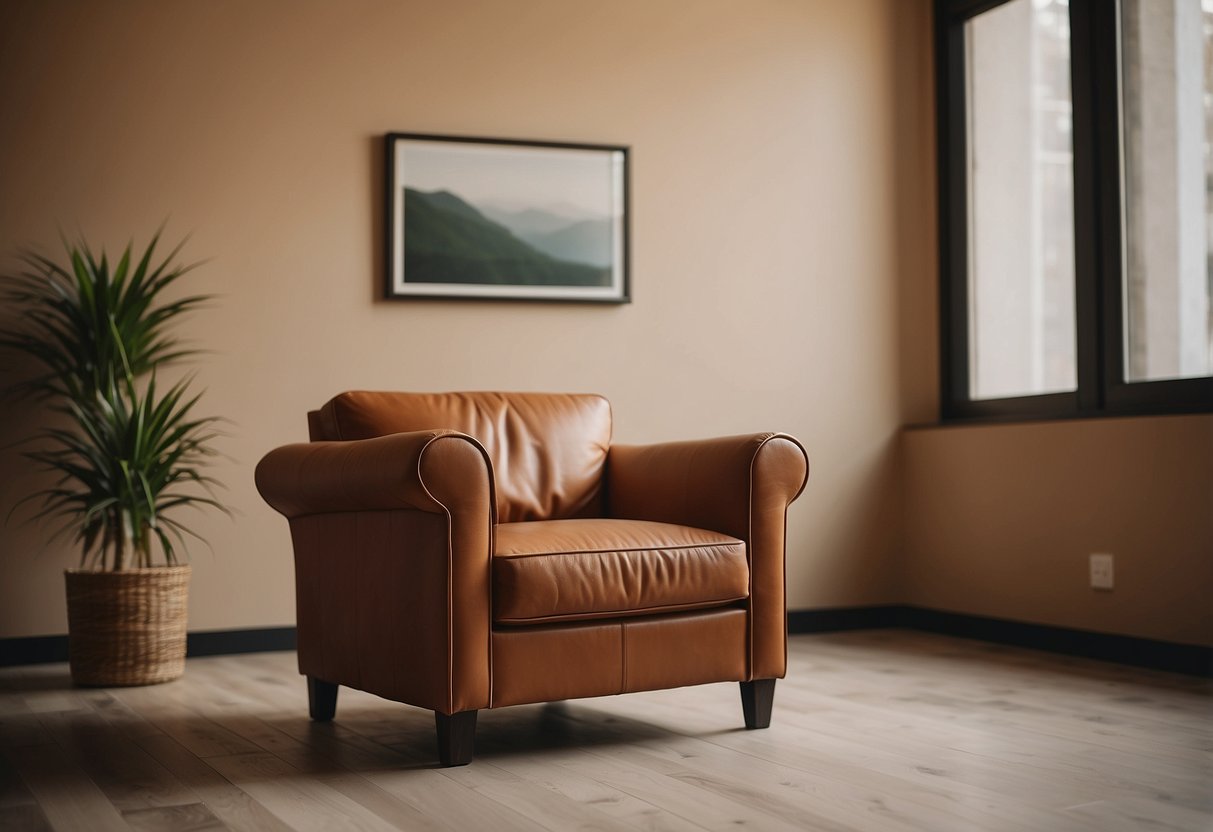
[608,433,808,538]
[608,433,808,681]
[256,428,495,714]
[255,429,496,520]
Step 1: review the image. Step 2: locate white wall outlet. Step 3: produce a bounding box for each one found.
[1089,553,1114,590]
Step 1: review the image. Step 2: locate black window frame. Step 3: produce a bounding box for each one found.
[935,0,1213,422]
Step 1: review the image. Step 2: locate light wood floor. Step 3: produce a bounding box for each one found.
[1,630,1210,832]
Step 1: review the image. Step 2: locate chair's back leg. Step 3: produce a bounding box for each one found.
[740,679,776,729]
[308,677,338,721]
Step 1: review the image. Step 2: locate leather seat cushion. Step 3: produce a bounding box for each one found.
[493,519,748,625]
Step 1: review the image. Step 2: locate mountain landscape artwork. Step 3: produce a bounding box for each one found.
[404,188,610,287]
[386,134,629,302]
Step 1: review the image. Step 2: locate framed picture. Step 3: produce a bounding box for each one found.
[385,132,629,303]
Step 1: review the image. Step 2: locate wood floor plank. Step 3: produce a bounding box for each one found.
[1059,795,1213,832]
[0,630,1209,831]
[763,663,1212,815]
[438,755,638,832]
[79,690,165,740]
[607,687,1111,826]
[205,714,446,832]
[0,751,52,831]
[216,700,566,832]
[131,733,295,832]
[0,803,53,832]
[203,750,412,832]
[0,748,38,808]
[3,743,129,832]
[263,716,424,772]
[122,801,229,831]
[37,707,199,812]
[110,685,263,759]
[364,765,541,832]
[727,697,1111,812]
[623,720,1063,832]
[595,723,1007,832]
[475,747,706,832]
[555,744,816,832]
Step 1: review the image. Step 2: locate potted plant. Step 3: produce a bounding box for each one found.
[1,233,224,685]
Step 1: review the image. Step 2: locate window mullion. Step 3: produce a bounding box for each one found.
[1069,0,1106,413]
[938,7,972,417]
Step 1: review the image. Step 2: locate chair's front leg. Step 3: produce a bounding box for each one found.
[308,676,338,721]
[436,710,478,766]
[740,679,776,729]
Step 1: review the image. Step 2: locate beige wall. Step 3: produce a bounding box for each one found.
[0,0,933,637]
[6,1,1203,651]
[891,6,1213,649]
[902,415,1213,646]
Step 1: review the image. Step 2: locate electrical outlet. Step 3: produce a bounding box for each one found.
[1089,553,1114,590]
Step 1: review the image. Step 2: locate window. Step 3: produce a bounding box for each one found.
[1121,0,1213,383]
[937,0,1213,420]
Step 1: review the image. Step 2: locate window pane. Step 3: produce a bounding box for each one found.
[1121,0,1213,382]
[965,0,1077,400]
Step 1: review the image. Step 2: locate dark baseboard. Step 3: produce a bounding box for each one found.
[4,608,1209,678]
[0,626,297,668]
[786,605,903,632]
[900,607,1213,678]
[187,627,296,657]
[0,634,69,668]
[788,604,1213,678]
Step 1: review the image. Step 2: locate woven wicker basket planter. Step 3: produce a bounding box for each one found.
[64,566,191,686]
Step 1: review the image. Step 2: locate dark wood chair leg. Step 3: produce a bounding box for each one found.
[435,710,477,766]
[307,677,338,722]
[740,679,776,729]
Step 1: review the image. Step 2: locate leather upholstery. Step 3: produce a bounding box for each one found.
[491,609,747,707]
[494,519,748,625]
[255,391,808,722]
[309,391,611,523]
[607,434,809,679]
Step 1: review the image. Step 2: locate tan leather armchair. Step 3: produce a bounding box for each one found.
[255,392,808,765]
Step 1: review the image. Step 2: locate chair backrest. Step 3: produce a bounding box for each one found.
[308,391,612,523]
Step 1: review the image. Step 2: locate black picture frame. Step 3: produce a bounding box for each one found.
[384,132,630,303]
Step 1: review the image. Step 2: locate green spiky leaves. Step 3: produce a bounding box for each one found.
[2,232,225,569]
